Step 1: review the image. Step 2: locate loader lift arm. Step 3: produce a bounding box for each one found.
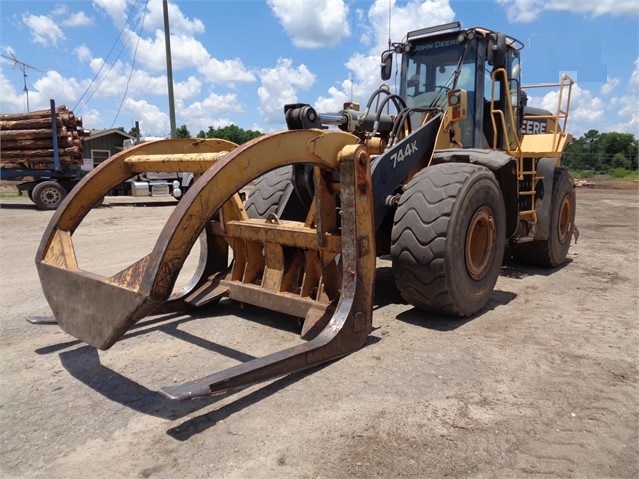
[285,101,445,229]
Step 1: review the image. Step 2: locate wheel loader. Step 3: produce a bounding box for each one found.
[32,22,576,400]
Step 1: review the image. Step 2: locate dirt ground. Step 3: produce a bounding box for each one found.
[0,184,637,479]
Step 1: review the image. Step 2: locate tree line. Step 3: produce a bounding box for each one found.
[125,123,263,145]
[563,130,637,172]
[177,124,262,144]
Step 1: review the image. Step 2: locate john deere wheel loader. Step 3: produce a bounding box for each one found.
[32,23,576,400]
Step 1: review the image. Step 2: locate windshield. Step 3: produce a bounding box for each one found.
[401,34,476,109]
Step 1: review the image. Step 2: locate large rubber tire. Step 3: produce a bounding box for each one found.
[31,181,67,210]
[510,168,575,267]
[245,166,305,220]
[391,163,506,317]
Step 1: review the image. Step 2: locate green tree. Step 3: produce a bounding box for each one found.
[564,130,637,172]
[564,129,600,170]
[204,124,262,144]
[176,124,191,138]
[127,125,139,138]
[611,152,630,170]
[596,132,637,171]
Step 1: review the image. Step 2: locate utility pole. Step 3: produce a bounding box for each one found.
[162,0,177,139]
[1,52,41,112]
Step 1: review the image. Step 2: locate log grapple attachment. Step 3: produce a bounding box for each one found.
[34,130,376,399]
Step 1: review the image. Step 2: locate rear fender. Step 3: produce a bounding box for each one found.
[431,148,518,237]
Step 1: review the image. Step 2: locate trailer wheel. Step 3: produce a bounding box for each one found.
[245,166,305,220]
[510,168,575,267]
[391,163,506,317]
[32,181,67,210]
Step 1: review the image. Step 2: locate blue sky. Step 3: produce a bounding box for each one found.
[1,0,637,139]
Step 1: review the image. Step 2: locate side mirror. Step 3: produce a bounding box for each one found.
[381,51,393,81]
[487,34,507,68]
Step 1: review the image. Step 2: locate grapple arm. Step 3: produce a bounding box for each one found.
[35,130,376,399]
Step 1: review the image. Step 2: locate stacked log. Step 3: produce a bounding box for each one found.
[0,105,88,167]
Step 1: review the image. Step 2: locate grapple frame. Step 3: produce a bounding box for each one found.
[35,130,376,399]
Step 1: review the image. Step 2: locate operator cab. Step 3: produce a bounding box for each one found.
[383,22,524,150]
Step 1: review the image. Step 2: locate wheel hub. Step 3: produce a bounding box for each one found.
[41,187,61,206]
[557,194,572,243]
[465,206,496,281]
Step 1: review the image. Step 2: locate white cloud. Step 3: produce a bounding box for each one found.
[69,55,170,114]
[92,0,130,28]
[29,71,85,110]
[179,92,242,116]
[268,0,350,48]
[497,0,638,23]
[79,107,103,129]
[600,77,620,96]
[495,0,544,22]
[546,0,638,17]
[609,97,639,136]
[141,0,205,35]
[629,58,639,93]
[257,58,316,125]
[563,86,605,133]
[22,14,65,47]
[315,0,455,113]
[608,58,639,135]
[366,0,455,53]
[0,70,27,112]
[177,92,244,134]
[526,82,604,136]
[132,30,208,72]
[62,11,94,28]
[125,29,255,84]
[75,45,92,63]
[114,64,168,97]
[525,66,639,137]
[121,97,169,137]
[173,76,202,102]
[315,84,351,113]
[51,4,68,17]
[198,57,256,84]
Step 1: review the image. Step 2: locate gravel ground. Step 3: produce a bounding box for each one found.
[0,185,637,479]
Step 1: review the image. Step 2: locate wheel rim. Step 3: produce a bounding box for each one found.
[557,194,572,243]
[40,187,62,206]
[465,206,496,280]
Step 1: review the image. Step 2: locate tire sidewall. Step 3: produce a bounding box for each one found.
[548,169,575,265]
[447,171,506,314]
[32,181,66,210]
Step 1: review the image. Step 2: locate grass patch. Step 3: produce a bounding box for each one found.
[569,169,638,181]
[569,170,594,179]
[609,168,639,180]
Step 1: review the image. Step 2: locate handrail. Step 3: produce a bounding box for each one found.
[521,74,574,153]
[489,68,521,155]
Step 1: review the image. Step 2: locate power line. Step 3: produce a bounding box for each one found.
[73,0,141,114]
[111,0,149,128]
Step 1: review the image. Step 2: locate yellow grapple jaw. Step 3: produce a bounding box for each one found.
[35,130,376,399]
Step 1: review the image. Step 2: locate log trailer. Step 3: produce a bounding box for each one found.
[0,101,88,210]
[32,23,576,399]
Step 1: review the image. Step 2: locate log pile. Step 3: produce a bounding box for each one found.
[0,105,88,167]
